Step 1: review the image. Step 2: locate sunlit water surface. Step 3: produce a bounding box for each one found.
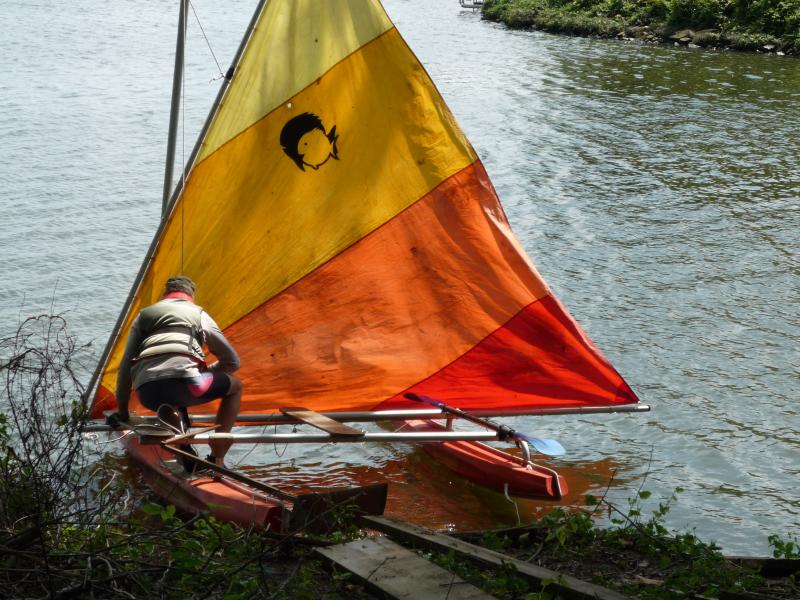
[1,0,798,554]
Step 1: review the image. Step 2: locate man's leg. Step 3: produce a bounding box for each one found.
[208,375,242,465]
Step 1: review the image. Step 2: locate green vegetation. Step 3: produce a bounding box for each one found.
[456,489,799,599]
[0,316,372,599]
[2,502,370,599]
[482,0,800,53]
[2,316,797,598]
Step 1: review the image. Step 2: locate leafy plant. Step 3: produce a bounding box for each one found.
[768,534,800,559]
[668,0,724,28]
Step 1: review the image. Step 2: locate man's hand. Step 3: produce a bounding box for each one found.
[106,412,129,430]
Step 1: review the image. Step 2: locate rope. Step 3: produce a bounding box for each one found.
[190,1,225,80]
[504,483,521,526]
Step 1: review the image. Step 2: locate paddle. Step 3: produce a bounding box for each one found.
[404,393,566,457]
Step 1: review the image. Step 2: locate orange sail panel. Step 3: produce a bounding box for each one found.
[90,0,638,419]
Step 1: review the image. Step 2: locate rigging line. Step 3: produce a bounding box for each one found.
[189,1,224,79]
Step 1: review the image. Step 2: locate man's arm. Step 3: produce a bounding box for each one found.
[201,312,240,373]
[114,317,143,421]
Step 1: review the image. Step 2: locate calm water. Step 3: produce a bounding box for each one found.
[1,1,798,554]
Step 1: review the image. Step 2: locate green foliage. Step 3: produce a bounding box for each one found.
[4,500,372,599]
[483,0,800,50]
[316,503,365,544]
[476,488,768,599]
[667,0,724,28]
[428,550,538,599]
[540,506,597,547]
[768,534,800,559]
[479,530,514,551]
[730,0,800,37]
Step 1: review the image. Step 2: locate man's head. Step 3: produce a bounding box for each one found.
[164,275,196,298]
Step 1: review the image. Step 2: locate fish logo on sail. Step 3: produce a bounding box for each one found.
[280,112,339,171]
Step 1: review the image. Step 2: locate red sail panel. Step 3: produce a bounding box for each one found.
[380,294,639,412]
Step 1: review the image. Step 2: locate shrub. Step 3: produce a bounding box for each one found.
[668,0,725,29]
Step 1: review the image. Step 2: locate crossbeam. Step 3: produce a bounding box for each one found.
[82,404,650,433]
[180,431,502,444]
[198,404,650,422]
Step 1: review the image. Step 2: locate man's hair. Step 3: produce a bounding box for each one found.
[164,275,196,296]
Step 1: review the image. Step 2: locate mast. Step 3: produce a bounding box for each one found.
[162,0,188,216]
[84,0,271,405]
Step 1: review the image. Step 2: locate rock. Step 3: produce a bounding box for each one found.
[688,43,700,48]
[669,29,694,42]
[692,29,720,46]
[777,51,785,56]
[763,44,776,51]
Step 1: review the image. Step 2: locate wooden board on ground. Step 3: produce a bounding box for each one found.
[361,516,633,600]
[725,556,800,578]
[316,536,495,600]
[280,406,365,436]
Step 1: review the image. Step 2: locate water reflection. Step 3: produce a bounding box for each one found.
[241,440,630,532]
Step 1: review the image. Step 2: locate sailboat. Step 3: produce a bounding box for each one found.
[86,0,648,530]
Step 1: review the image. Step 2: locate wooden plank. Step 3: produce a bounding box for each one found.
[361,516,633,600]
[280,406,365,436]
[725,556,800,578]
[316,537,495,600]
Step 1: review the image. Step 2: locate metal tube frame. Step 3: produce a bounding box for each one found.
[183,431,503,444]
[82,404,650,433]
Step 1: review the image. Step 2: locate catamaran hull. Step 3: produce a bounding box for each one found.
[122,435,286,530]
[399,420,567,500]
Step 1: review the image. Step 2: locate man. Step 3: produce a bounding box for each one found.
[111,275,241,469]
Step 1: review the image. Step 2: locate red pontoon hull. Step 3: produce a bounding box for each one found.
[122,436,286,530]
[399,420,567,500]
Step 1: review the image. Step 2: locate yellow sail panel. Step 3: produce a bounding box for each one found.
[94,27,476,406]
[197,0,394,163]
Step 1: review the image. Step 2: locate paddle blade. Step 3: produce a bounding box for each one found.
[515,433,566,457]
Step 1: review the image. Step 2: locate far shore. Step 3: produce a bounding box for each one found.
[480,0,799,56]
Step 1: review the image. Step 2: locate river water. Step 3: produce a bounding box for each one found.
[1,1,797,555]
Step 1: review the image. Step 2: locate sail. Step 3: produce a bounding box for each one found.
[90,0,638,420]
